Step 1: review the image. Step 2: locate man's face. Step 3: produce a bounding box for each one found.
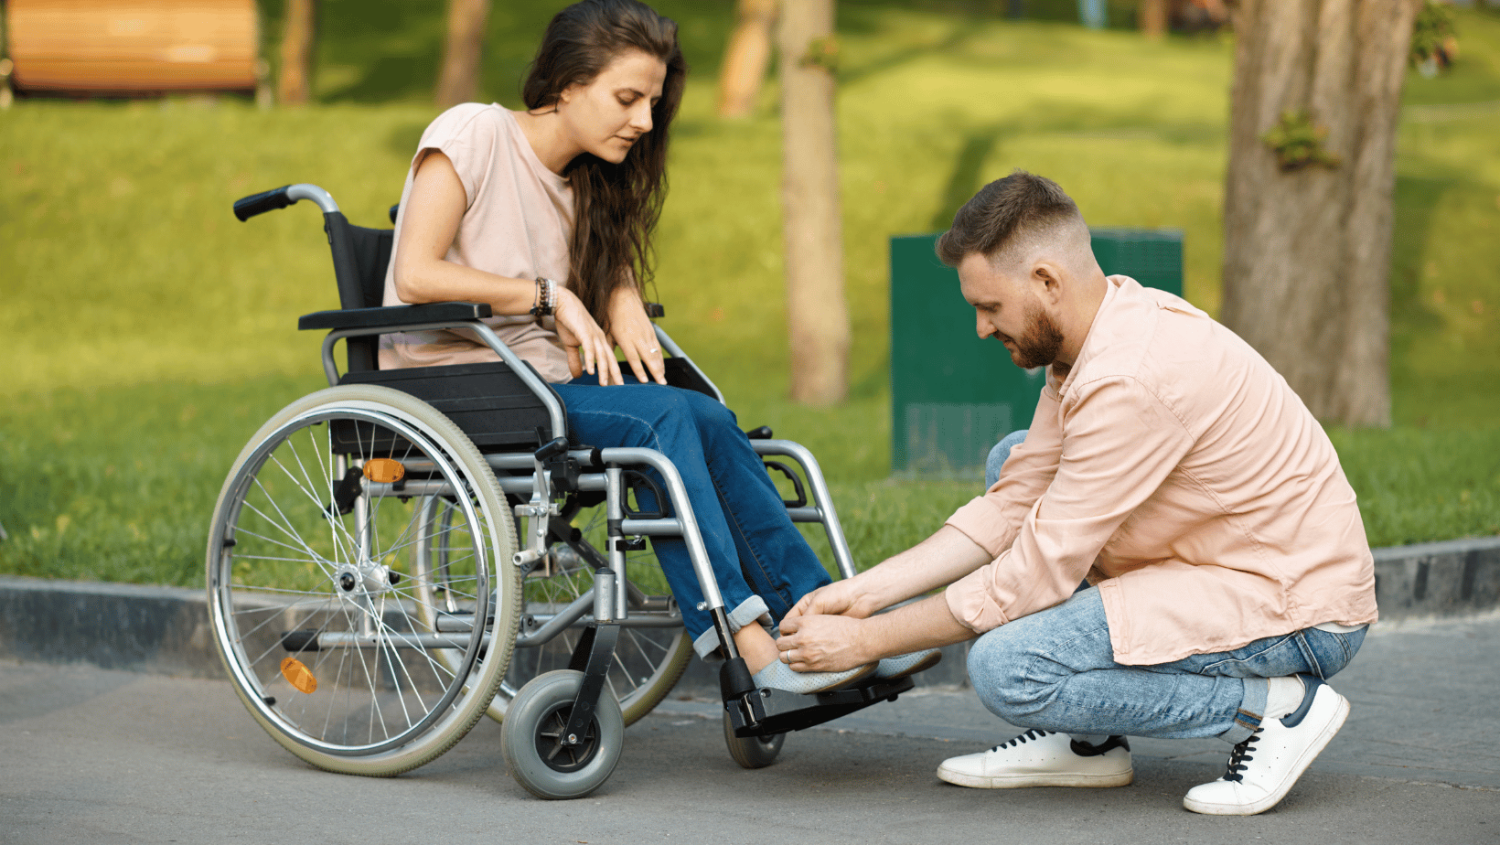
[957,252,1064,370]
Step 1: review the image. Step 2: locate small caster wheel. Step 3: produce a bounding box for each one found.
[502,670,624,799]
[722,711,785,769]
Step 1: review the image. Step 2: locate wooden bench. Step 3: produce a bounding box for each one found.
[2,0,264,101]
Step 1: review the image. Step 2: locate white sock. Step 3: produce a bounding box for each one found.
[1264,676,1306,722]
[1070,734,1111,747]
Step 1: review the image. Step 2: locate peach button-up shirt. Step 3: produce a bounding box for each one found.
[944,276,1378,666]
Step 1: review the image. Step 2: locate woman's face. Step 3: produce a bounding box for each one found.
[558,49,668,165]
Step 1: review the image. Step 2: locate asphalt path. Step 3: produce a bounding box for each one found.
[2,613,1497,844]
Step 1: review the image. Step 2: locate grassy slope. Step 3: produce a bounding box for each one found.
[1,4,1497,586]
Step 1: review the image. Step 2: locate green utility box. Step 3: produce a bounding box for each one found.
[890,229,1183,475]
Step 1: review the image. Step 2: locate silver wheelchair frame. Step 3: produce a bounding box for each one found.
[208,184,915,799]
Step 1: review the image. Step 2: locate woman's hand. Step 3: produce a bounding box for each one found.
[606,286,667,385]
[554,287,624,385]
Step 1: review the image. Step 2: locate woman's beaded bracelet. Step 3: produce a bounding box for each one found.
[531,277,557,318]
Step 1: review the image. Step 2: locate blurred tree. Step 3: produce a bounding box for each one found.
[777,0,849,406]
[436,0,491,107]
[1139,0,1168,39]
[1221,0,1422,427]
[277,0,316,105]
[717,0,777,118]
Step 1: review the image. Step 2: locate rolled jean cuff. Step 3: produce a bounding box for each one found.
[1222,677,1269,745]
[692,595,772,660]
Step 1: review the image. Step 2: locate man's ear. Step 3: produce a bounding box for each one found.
[1032,262,1065,304]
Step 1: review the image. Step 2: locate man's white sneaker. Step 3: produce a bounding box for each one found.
[936,729,1134,789]
[1183,675,1350,816]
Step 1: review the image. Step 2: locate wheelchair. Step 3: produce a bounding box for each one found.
[207,183,920,799]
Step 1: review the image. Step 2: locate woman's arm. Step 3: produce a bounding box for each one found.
[393,150,623,384]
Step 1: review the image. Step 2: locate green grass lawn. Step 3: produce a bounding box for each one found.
[2,3,1498,587]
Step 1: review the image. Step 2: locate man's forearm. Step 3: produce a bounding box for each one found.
[852,525,995,615]
[861,593,976,659]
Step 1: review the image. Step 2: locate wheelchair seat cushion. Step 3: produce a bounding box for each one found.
[341,361,564,450]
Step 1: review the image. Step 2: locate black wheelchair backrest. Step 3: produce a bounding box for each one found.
[324,213,394,371]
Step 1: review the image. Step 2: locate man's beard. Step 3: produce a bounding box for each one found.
[998,299,1064,370]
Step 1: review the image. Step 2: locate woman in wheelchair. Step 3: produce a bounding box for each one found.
[378,0,922,694]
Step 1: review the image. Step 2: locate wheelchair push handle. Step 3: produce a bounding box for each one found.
[232,183,341,221]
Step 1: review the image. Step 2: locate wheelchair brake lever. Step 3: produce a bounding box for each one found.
[513,443,564,569]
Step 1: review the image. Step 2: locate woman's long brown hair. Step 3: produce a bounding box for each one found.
[522,0,687,332]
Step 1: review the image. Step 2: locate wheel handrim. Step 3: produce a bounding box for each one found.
[209,406,493,756]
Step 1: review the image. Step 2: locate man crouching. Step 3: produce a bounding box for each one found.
[776,170,1378,816]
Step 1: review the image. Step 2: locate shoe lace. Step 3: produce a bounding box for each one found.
[1222,732,1260,783]
[990,728,1053,752]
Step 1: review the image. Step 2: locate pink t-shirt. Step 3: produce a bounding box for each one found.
[379,103,575,383]
[943,276,1379,665]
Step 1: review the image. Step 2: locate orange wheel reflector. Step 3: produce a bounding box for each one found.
[280,657,318,694]
[363,459,406,484]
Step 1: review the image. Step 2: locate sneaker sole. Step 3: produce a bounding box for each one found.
[800,662,879,694]
[1182,693,1351,816]
[875,651,943,682]
[936,765,1134,789]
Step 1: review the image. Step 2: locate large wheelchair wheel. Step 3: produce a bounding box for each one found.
[415,495,691,727]
[206,385,522,777]
[501,669,624,800]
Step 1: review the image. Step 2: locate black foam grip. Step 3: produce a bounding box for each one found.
[233,185,295,221]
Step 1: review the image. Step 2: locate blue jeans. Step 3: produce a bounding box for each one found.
[975,432,1366,744]
[985,429,1029,489]
[553,376,832,658]
[967,588,1366,744]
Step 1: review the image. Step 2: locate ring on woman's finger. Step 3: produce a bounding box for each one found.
[649,347,659,353]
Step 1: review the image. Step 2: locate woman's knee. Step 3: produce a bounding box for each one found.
[679,387,740,430]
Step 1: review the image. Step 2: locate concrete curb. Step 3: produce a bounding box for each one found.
[3,535,1498,691]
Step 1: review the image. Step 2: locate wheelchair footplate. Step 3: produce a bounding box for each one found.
[724,674,917,739]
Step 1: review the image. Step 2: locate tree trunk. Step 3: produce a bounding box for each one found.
[1220,0,1420,427]
[778,0,849,406]
[718,0,777,118]
[1139,0,1168,39]
[436,0,490,108]
[277,0,316,106]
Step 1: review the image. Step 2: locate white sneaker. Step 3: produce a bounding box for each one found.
[937,729,1133,789]
[1183,675,1350,816]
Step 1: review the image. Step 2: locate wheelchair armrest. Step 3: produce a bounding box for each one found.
[298,302,493,331]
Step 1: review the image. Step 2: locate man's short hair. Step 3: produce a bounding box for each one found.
[935,170,1082,268]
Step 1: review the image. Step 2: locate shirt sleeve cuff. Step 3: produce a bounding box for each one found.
[945,497,1011,558]
[944,564,1010,634]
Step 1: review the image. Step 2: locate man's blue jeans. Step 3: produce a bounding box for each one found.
[975,433,1366,744]
[553,376,831,658]
[967,588,1366,744]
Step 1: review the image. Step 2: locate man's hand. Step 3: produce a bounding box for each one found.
[782,579,874,625]
[775,614,871,673]
[782,594,977,673]
[605,286,666,386]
